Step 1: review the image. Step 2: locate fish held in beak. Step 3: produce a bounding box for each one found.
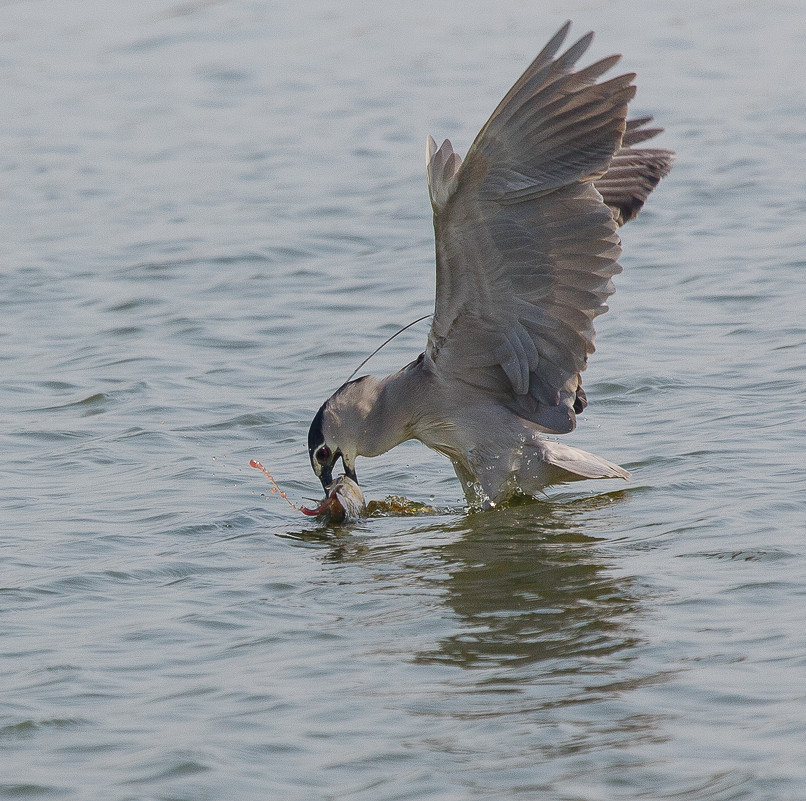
[301,475,366,523]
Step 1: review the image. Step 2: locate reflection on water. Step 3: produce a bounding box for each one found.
[290,490,658,683]
[288,492,676,789]
[418,497,641,673]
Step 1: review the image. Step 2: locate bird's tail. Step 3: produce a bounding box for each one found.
[541,440,630,481]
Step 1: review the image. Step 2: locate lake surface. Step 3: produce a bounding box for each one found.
[2,1,805,799]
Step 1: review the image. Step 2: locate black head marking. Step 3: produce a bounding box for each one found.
[307,401,327,460]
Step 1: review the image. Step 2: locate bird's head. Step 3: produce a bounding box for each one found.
[307,377,378,491]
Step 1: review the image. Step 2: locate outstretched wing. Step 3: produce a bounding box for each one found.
[424,22,670,433]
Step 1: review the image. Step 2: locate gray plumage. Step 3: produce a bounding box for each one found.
[307,22,674,507]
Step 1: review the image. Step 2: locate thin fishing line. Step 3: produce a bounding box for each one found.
[346,314,431,383]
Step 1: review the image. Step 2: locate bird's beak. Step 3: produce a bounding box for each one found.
[343,457,358,486]
[318,453,357,492]
[318,461,333,492]
[315,450,358,493]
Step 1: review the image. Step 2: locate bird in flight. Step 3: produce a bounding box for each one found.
[307,22,674,507]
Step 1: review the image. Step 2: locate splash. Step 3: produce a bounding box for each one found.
[248,459,362,520]
[249,460,300,511]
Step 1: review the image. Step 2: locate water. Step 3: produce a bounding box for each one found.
[2,1,805,798]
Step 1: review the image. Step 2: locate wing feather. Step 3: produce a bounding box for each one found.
[595,117,675,224]
[424,23,672,433]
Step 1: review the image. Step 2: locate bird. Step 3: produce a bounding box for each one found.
[307,22,674,508]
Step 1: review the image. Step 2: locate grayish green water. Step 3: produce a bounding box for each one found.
[2,1,805,799]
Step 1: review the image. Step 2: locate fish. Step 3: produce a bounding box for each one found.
[300,474,366,523]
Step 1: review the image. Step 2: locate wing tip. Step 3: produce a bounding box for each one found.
[426,134,438,166]
[426,137,462,208]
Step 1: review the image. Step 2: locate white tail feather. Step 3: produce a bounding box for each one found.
[542,440,630,481]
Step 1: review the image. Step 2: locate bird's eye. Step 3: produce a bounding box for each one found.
[315,446,332,465]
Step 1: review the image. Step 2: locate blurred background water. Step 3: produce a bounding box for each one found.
[2,1,805,799]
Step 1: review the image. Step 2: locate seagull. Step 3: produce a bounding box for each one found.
[307,22,674,507]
